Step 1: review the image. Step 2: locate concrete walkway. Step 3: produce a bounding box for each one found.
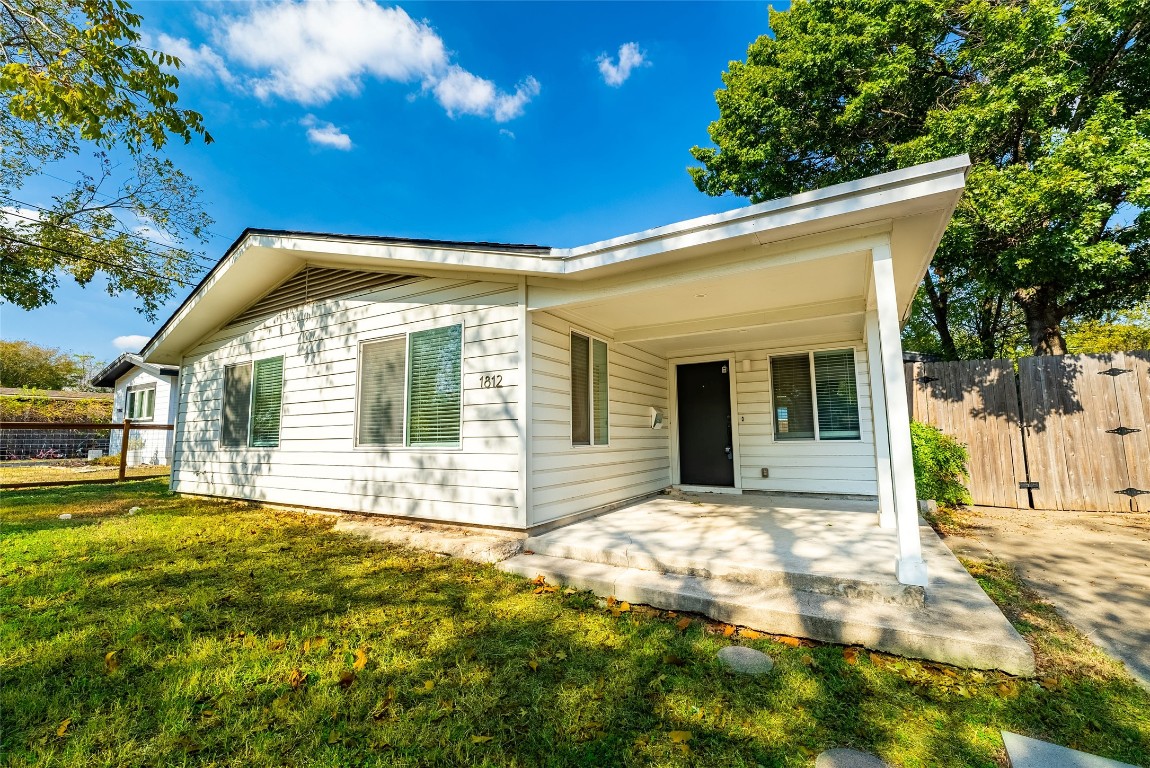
[948,506,1150,689]
[501,493,1034,674]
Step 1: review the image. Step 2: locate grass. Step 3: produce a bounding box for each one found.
[1,481,1148,767]
[0,462,168,486]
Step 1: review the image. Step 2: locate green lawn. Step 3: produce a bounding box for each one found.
[2,481,1147,767]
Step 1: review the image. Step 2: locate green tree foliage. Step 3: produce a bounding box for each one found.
[691,0,1150,357]
[0,339,85,389]
[1,0,214,319]
[1064,301,1150,352]
[909,421,972,506]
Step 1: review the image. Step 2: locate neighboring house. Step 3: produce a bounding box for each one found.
[139,156,970,586]
[91,354,179,465]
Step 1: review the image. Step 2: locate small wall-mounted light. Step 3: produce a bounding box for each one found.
[649,406,664,429]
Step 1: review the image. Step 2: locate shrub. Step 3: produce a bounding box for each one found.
[910,421,971,507]
[0,392,112,423]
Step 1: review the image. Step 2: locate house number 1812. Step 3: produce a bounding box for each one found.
[480,374,503,388]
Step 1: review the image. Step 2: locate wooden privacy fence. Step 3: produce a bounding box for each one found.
[0,421,174,489]
[905,351,1150,513]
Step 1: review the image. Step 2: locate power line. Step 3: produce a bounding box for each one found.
[0,194,217,270]
[4,234,196,289]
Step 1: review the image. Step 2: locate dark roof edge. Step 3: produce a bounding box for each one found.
[91,352,178,387]
[141,227,552,361]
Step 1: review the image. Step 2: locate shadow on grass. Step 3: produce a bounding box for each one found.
[2,480,1148,767]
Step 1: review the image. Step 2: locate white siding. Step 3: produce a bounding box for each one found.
[732,341,878,496]
[172,277,524,528]
[529,311,671,526]
[109,368,177,465]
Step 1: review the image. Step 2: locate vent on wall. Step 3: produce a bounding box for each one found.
[226,266,418,327]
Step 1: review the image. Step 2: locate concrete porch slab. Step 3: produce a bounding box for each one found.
[501,493,1035,675]
[1001,731,1141,768]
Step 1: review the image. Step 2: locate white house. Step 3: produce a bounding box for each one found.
[140,156,970,588]
[91,353,179,465]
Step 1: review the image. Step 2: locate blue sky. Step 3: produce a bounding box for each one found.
[4,1,778,363]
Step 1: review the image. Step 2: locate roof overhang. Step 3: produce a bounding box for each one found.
[142,155,969,364]
[91,353,179,388]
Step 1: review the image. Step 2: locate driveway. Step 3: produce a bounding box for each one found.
[947,505,1150,688]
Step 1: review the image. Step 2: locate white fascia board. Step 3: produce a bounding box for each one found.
[551,154,970,273]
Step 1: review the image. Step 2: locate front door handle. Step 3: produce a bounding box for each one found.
[725,446,732,460]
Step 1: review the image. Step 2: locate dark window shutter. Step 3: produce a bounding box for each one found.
[571,332,590,445]
[771,354,815,440]
[592,338,609,445]
[221,363,252,446]
[357,336,407,446]
[407,325,462,446]
[814,349,860,440]
[250,357,284,447]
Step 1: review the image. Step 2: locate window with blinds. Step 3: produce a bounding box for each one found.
[250,357,284,447]
[357,336,406,446]
[771,354,816,440]
[571,332,608,446]
[770,349,860,441]
[571,333,590,445]
[127,387,156,420]
[814,349,861,440]
[406,324,462,446]
[221,363,252,447]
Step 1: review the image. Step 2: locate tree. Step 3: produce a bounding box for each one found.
[1064,301,1150,353]
[0,339,84,389]
[1,0,214,320]
[690,0,1150,356]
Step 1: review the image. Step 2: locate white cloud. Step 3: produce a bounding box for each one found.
[499,128,516,139]
[112,335,150,352]
[177,0,540,122]
[301,115,353,150]
[1,205,41,228]
[597,42,648,87]
[145,32,233,83]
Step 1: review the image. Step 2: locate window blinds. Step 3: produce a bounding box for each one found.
[592,338,609,445]
[221,363,252,447]
[357,336,406,446]
[814,349,860,440]
[250,357,284,448]
[771,354,815,440]
[570,332,591,445]
[407,325,462,446]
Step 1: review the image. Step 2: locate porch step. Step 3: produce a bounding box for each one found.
[524,532,925,608]
[497,553,1035,676]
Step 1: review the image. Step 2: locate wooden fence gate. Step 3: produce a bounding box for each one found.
[905,352,1150,512]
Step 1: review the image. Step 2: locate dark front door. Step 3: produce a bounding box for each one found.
[676,361,735,487]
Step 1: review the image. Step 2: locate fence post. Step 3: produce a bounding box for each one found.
[118,419,131,481]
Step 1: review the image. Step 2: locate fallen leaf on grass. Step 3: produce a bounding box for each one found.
[303,636,327,653]
[353,647,369,671]
[287,668,306,689]
[338,670,356,689]
[669,730,692,753]
[472,735,493,744]
[843,647,860,665]
[528,660,539,672]
[610,602,631,617]
[268,639,286,652]
[801,654,816,667]
[104,650,119,673]
[555,651,567,661]
[424,680,435,691]
[722,624,736,637]
[740,628,764,639]
[776,636,801,647]
[1040,676,1060,690]
[675,618,692,631]
[56,719,71,738]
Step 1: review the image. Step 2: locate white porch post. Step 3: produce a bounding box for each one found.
[864,311,896,529]
[871,242,928,586]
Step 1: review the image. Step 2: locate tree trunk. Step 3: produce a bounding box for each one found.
[923,270,960,360]
[1017,287,1068,355]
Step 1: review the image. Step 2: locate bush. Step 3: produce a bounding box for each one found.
[910,421,971,507]
[0,392,112,423]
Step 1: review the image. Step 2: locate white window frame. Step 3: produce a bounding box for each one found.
[769,346,862,443]
[353,322,464,451]
[219,355,285,449]
[569,329,610,448]
[125,384,156,422]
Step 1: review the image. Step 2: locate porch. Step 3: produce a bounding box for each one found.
[499,492,1035,675]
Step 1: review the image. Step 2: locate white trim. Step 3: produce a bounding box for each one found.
[405,322,465,450]
[865,311,895,528]
[353,333,407,449]
[767,347,864,444]
[667,352,742,491]
[871,240,927,586]
[517,277,531,529]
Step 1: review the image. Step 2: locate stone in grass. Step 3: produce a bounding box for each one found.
[58,513,72,520]
[815,749,890,768]
[128,507,141,515]
[717,645,774,675]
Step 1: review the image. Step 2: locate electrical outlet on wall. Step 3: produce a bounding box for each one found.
[761,468,770,478]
